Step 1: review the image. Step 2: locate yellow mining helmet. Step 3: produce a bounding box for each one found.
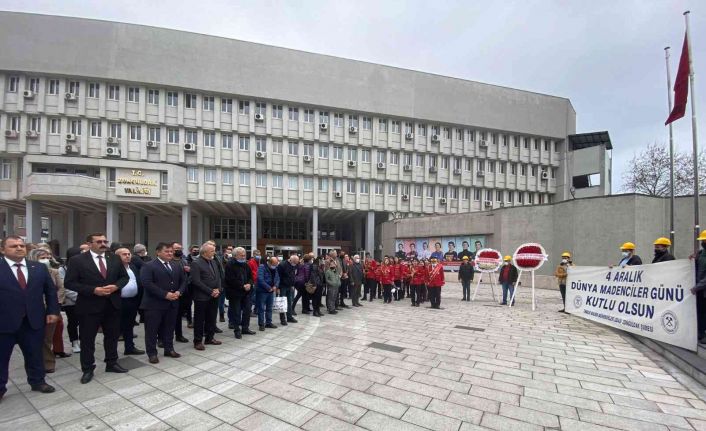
[653,237,672,246]
[698,230,706,241]
[561,251,571,258]
[503,255,512,261]
[620,242,636,251]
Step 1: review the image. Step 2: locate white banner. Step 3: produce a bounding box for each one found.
[566,260,696,351]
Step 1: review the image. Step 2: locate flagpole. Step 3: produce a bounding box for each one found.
[665,46,676,252]
[684,10,700,255]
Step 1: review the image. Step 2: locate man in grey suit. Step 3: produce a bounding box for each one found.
[190,243,223,350]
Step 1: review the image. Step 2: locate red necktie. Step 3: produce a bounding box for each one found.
[97,255,107,278]
[14,263,27,289]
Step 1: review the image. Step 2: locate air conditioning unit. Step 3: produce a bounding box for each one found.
[439,197,447,204]
[303,155,312,162]
[479,140,488,148]
[403,165,412,171]
[431,134,440,143]
[65,133,77,142]
[429,166,437,173]
[377,162,386,170]
[256,151,266,159]
[476,171,485,177]
[484,200,493,208]
[25,130,39,139]
[405,133,414,140]
[4,130,18,139]
[349,126,358,134]
[183,143,196,152]
[334,191,342,198]
[23,90,35,99]
[453,168,461,175]
[541,171,549,180]
[64,144,79,154]
[255,113,265,122]
[348,160,357,167]
[106,137,120,145]
[147,141,159,149]
[402,194,409,201]
[320,123,328,131]
[106,147,121,157]
[64,92,77,101]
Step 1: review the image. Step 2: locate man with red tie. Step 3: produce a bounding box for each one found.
[427,257,445,309]
[0,235,60,401]
[64,233,129,384]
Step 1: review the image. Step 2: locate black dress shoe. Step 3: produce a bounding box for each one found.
[242,329,256,335]
[280,321,288,326]
[148,356,159,364]
[329,310,338,315]
[287,317,298,323]
[265,323,277,329]
[31,383,55,393]
[302,310,311,315]
[234,331,242,339]
[175,336,189,343]
[259,325,265,331]
[228,323,235,329]
[164,350,181,358]
[124,348,145,355]
[341,305,350,309]
[214,327,223,334]
[292,311,298,316]
[106,363,129,373]
[54,351,71,358]
[80,370,94,384]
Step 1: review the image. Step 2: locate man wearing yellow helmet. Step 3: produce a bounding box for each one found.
[652,238,675,263]
[498,255,518,306]
[618,242,642,267]
[554,252,574,312]
[690,230,706,343]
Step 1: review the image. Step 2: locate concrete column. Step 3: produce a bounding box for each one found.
[202,216,210,244]
[134,211,144,245]
[25,200,42,243]
[4,207,16,237]
[50,215,66,253]
[353,215,362,253]
[196,213,204,245]
[250,204,257,253]
[366,210,375,258]
[312,207,319,255]
[181,204,191,249]
[66,209,79,248]
[106,203,119,244]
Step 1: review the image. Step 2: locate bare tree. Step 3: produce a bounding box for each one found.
[621,142,705,196]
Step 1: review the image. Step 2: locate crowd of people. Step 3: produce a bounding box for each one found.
[1,230,705,402]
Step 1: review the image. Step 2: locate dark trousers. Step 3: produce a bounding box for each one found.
[383,284,393,303]
[279,286,295,322]
[461,279,472,300]
[364,279,376,300]
[428,287,441,308]
[120,296,140,352]
[0,317,45,392]
[229,294,252,332]
[698,293,706,338]
[174,293,192,338]
[351,282,362,306]
[312,286,323,311]
[256,291,274,326]
[394,280,403,300]
[339,278,350,304]
[419,285,428,303]
[411,284,423,305]
[144,307,178,357]
[63,305,79,342]
[78,302,120,371]
[193,298,218,343]
[559,284,567,308]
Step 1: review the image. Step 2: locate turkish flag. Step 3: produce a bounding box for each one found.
[666,34,690,125]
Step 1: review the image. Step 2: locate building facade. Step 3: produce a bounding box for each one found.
[0,12,585,257]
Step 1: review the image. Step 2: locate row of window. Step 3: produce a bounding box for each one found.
[4,76,559,150]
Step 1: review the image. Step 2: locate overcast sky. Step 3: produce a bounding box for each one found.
[1,0,704,192]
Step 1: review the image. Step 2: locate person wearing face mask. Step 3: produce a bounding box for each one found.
[554,252,573,312]
[690,231,706,344]
[378,257,394,304]
[256,256,280,331]
[170,242,192,343]
[426,257,445,309]
[652,238,676,263]
[498,256,519,306]
[324,259,342,314]
[617,242,642,267]
[224,247,256,339]
[248,250,262,316]
[348,255,364,307]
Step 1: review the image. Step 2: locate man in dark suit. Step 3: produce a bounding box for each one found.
[115,248,145,355]
[139,242,187,364]
[190,243,223,350]
[64,233,129,384]
[0,236,60,401]
[224,246,256,339]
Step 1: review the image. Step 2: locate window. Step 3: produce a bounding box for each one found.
[128,87,140,103]
[432,125,440,136]
[492,133,498,145]
[7,76,19,92]
[457,129,464,141]
[88,83,100,98]
[222,133,233,149]
[529,193,535,204]
[508,191,514,203]
[222,170,233,185]
[9,116,20,132]
[478,160,485,171]
[333,146,343,160]
[378,119,387,132]
[361,149,371,163]
[256,173,267,187]
[272,140,283,154]
[429,155,437,168]
[416,154,425,167]
[486,190,493,202]
[426,185,434,198]
[468,130,475,142]
[204,169,216,184]
[518,191,524,204]
[304,109,314,122]
[68,81,79,96]
[496,190,503,202]
[523,137,529,149]
[405,122,413,134]
[318,177,328,191]
[401,184,410,196]
[414,185,422,197]
[346,179,356,193]
[480,131,487,141]
[520,164,527,176]
[272,105,283,119]
[203,132,215,148]
[511,163,517,175]
[187,167,198,183]
[319,111,329,124]
[304,143,313,157]
[544,140,550,152]
[202,96,214,111]
[288,107,299,121]
[531,165,537,177]
[450,187,459,199]
[488,161,495,173]
[439,186,447,198]
[108,85,120,101]
[288,176,298,190]
[462,188,470,200]
[441,156,449,169]
[90,121,101,137]
[513,136,518,147]
[107,123,120,139]
[332,179,342,193]
[418,124,426,136]
[500,162,506,174]
[48,79,59,95]
[474,189,481,201]
[240,171,251,186]
[362,117,372,130]
[239,101,250,115]
[334,113,343,127]
[390,151,399,165]
[502,135,508,147]
[348,147,358,161]
[221,98,232,113]
[255,102,266,116]
[256,137,266,152]
[349,115,359,128]
[239,136,250,151]
[50,119,60,134]
[167,128,179,143]
[444,127,451,139]
[391,121,400,134]
[376,151,386,164]
[185,93,196,109]
[0,159,12,180]
[148,89,159,105]
[303,177,313,191]
[70,120,81,135]
[465,159,471,171]
[148,127,161,142]
[551,168,556,179]
[534,139,539,150]
[375,182,384,195]
[453,157,462,170]
[403,152,413,167]
[29,117,40,132]
[167,91,178,107]
[319,144,329,159]
[186,130,197,145]
[129,124,141,141]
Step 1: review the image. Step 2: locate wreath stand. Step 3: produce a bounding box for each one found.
[508,269,536,311]
[471,272,497,302]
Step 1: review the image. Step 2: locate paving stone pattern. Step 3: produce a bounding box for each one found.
[2,282,706,430]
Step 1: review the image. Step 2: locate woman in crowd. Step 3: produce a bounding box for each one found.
[308,256,325,317]
[378,256,394,304]
[60,247,82,353]
[293,253,313,314]
[324,257,341,314]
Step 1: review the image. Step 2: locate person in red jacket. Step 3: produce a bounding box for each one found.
[377,257,395,303]
[427,257,445,309]
[363,255,378,302]
[247,250,261,315]
[410,259,427,307]
[399,261,411,301]
[392,257,403,301]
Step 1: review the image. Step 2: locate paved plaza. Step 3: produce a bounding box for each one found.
[2,282,706,431]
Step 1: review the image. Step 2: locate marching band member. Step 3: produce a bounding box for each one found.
[410,258,427,307]
[426,257,445,309]
[377,257,394,304]
[363,255,378,302]
[392,257,403,301]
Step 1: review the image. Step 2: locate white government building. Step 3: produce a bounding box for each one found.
[0,12,611,257]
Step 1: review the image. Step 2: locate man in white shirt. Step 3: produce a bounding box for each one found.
[115,248,145,356]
